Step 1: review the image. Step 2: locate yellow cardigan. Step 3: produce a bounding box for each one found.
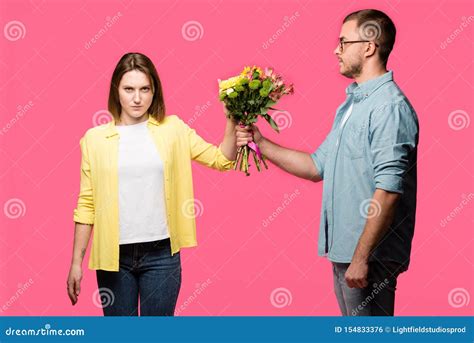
[73,114,234,271]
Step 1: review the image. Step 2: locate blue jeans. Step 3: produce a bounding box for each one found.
[96,238,181,316]
[332,261,403,316]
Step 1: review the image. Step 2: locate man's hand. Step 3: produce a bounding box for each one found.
[235,124,321,181]
[235,124,263,147]
[345,189,401,289]
[345,260,369,288]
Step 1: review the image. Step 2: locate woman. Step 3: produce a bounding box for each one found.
[66,52,237,316]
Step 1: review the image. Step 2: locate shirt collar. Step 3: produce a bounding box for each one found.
[345,70,393,102]
[104,114,160,138]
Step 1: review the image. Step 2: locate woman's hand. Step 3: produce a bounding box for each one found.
[67,263,83,305]
[222,103,231,118]
[218,104,239,161]
[235,124,263,147]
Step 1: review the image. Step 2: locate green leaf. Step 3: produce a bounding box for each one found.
[248,117,258,124]
[262,114,280,133]
[266,100,277,108]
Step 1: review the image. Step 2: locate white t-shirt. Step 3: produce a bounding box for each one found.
[336,102,354,146]
[115,119,169,244]
[340,102,354,129]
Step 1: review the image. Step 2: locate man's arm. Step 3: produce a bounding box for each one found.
[344,188,401,288]
[258,137,321,182]
[235,125,322,182]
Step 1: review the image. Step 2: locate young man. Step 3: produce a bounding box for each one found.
[236,9,419,316]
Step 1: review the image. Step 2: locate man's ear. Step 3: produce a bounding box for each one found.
[363,42,378,58]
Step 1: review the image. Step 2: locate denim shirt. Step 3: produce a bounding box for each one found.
[311,71,419,270]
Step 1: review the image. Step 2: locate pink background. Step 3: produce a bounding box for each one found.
[0,0,472,316]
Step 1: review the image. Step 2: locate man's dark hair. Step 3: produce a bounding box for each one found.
[343,9,396,66]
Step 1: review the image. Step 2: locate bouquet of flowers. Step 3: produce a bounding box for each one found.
[218,66,294,175]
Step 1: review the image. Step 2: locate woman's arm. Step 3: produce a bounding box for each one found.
[67,222,93,305]
[185,113,238,171]
[219,115,238,161]
[68,134,95,305]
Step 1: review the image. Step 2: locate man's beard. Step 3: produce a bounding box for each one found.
[340,59,363,79]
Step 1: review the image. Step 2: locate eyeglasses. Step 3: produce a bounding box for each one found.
[338,38,379,52]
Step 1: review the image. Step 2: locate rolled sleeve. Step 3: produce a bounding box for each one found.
[369,102,419,194]
[73,135,95,225]
[216,144,236,170]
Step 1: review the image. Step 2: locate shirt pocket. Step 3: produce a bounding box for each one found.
[341,122,367,159]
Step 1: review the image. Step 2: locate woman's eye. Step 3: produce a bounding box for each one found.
[124,88,133,91]
[142,87,150,92]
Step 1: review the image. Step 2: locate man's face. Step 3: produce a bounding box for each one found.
[334,20,365,79]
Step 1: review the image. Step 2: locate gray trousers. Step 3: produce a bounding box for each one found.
[332,261,404,316]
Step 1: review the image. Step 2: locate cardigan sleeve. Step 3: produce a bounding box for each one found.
[73,134,95,225]
[176,117,235,171]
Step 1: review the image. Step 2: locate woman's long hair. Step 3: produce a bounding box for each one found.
[108,52,166,122]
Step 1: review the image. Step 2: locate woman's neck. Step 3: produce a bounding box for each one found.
[117,113,148,126]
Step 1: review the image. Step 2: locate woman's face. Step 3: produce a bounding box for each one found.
[118,70,153,120]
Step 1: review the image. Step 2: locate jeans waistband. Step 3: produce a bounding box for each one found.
[119,238,171,253]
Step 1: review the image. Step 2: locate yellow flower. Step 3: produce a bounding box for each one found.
[241,65,263,77]
[241,66,251,75]
[218,76,243,90]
